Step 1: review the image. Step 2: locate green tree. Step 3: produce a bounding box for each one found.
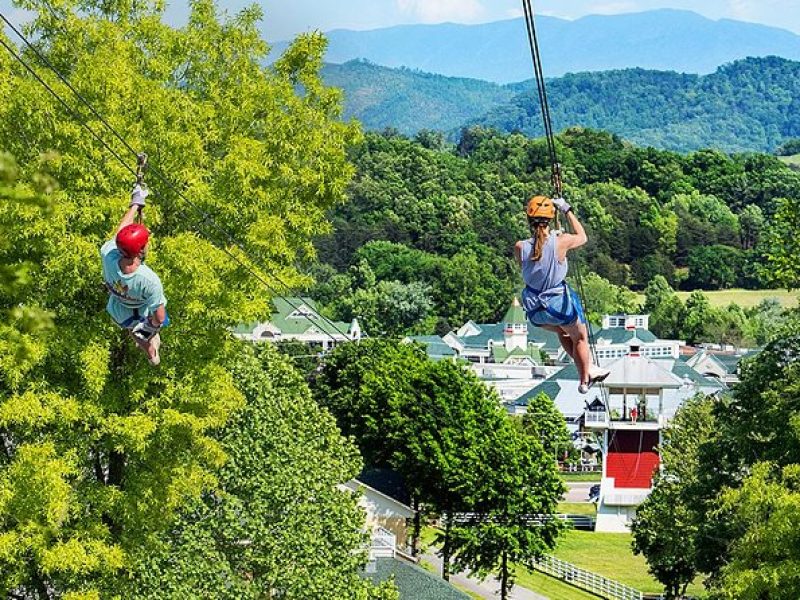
[715,462,800,600]
[335,279,434,336]
[632,396,715,600]
[519,392,571,462]
[436,249,516,325]
[738,204,764,250]
[313,339,429,467]
[130,347,396,599]
[575,272,640,324]
[686,245,742,290]
[761,197,800,289]
[744,298,787,345]
[449,419,565,600]
[681,291,722,344]
[0,0,360,595]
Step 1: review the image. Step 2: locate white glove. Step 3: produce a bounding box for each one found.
[552,197,571,214]
[130,184,149,208]
[131,319,160,341]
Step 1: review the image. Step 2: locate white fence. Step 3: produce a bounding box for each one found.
[532,554,643,600]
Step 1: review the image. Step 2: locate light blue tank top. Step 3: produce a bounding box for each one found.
[520,232,568,292]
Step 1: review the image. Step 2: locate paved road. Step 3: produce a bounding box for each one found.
[563,481,599,503]
[422,552,548,600]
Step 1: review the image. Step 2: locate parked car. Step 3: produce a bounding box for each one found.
[588,484,600,502]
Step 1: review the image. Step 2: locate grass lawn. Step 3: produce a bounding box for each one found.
[551,530,705,597]
[514,567,600,600]
[779,154,800,171]
[560,471,602,482]
[676,289,798,309]
[558,502,598,516]
[421,525,707,598]
[635,289,798,309]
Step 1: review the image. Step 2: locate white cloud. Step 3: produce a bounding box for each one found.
[396,0,487,23]
[585,1,638,15]
[728,0,755,19]
[505,8,524,18]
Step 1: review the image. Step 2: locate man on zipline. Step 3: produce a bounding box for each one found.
[515,196,609,393]
[101,184,168,366]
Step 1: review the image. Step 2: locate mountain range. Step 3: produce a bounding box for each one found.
[270,10,800,84]
[322,57,800,153]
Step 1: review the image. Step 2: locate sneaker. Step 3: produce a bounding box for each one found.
[147,333,161,366]
[578,382,590,394]
[588,366,610,386]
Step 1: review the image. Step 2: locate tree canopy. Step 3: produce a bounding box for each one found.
[0,1,382,597]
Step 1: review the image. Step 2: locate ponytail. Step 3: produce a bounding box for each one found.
[529,220,549,262]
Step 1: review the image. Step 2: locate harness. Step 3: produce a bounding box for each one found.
[522,281,579,324]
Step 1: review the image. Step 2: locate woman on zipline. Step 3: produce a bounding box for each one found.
[515,196,609,393]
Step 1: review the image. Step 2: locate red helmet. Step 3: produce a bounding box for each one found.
[116,224,150,258]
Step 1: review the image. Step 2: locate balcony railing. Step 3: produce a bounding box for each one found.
[585,411,609,427]
[369,526,396,559]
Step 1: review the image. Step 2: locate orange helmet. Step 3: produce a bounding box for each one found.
[526,195,555,220]
[116,224,150,258]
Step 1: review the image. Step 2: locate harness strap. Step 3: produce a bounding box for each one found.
[524,282,578,322]
[120,308,142,329]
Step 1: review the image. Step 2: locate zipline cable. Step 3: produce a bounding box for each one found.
[520,0,610,409]
[0,13,351,346]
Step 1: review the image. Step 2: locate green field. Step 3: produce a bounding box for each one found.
[635,288,798,309]
[558,502,598,516]
[779,154,800,171]
[421,526,705,598]
[560,471,602,482]
[514,568,600,600]
[550,530,704,597]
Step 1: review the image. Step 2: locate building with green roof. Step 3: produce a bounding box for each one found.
[363,557,469,600]
[233,297,362,349]
[685,348,759,384]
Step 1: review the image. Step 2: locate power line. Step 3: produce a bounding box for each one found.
[0,13,351,345]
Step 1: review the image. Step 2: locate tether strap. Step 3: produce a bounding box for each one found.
[134,152,147,224]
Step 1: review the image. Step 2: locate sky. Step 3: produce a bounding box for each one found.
[3,0,799,39]
[237,0,800,40]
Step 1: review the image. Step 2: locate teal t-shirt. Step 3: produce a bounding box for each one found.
[100,239,167,311]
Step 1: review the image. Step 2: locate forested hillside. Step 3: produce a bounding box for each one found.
[322,60,515,135]
[324,57,800,153]
[310,127,800,344]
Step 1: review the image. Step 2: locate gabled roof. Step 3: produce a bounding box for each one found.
[686,350,732,375]
[344,479,414,519]
[364,557,470,600]
[603,355,684,388]
[237,296,353,337]
[669,358,726,389]
[502,296,527,325]
[713,353,749,373]
[514,380,562,406]
[491,345,542,364]
[452,322,562,353]
[407,336,457,360]
[596,328,657,345]
[232,321,258,334]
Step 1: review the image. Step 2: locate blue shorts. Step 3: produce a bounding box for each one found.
[106,297,170,330]
[522,283,587,327]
